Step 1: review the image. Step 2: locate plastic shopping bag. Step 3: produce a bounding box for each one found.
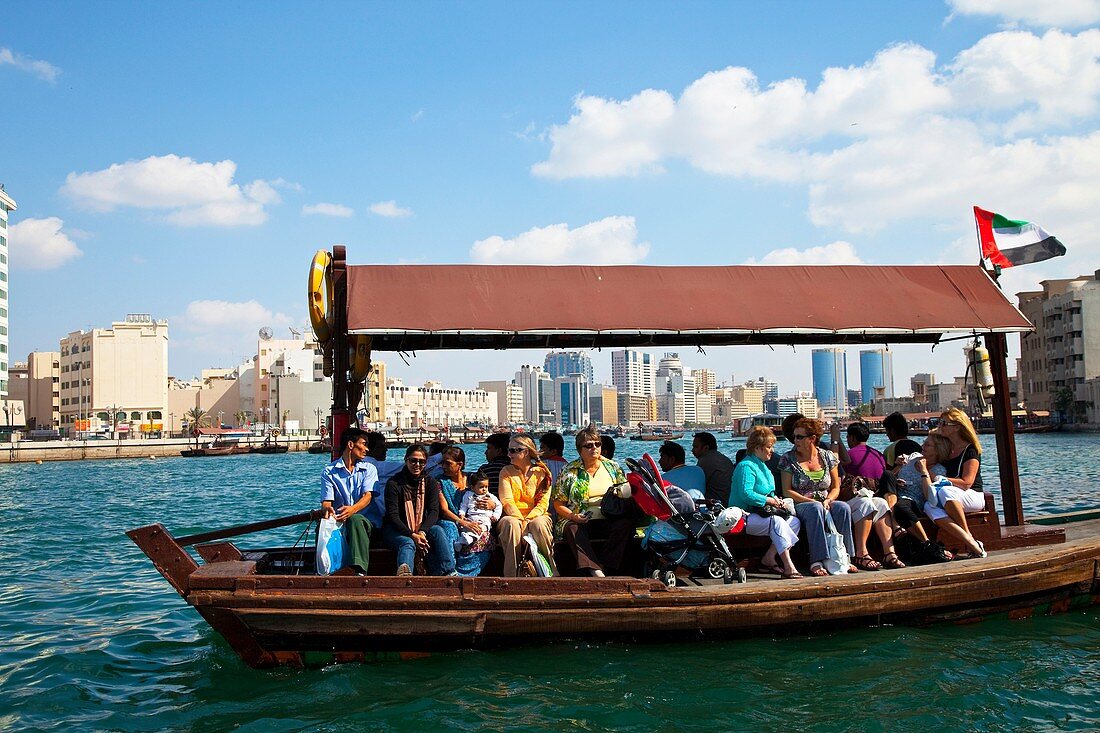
[316,516,347,576]
[522,534,554,577]
[823,511,851,575]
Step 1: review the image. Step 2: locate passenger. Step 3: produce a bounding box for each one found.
[883,411,922,470]
[831,422,904,570]
[497,435,557,577]
[319,427,382,575]
[600,434,617,459]
[436,446,494,576]
[455,472,502,551]
[382,444,457,576]
[552,426,633,578]
[539,431,568,485]
[693,431,734,505]
[658,440,706,500]
[893,432,950,555]
[729,426,802,579]
[426,440,451,480]
[365,431,442,486]
[477,432,512,496]
[779,417,857,576]
[926,408,988,557]
[766,413,804,486]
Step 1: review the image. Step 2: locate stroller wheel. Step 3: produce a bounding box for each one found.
[736,567,748,584]
[707,556,730,581]
[653,569,677,588]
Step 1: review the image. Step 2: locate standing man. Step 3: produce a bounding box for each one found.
[658,440,706,500]
[692,431,734,505]
[320,427,381,575]
[477,432,512,496]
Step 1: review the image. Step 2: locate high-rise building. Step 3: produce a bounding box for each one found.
[611,350,655,396]
[690,368,716,395]
[729,385,764,415]
[22,351,60,430]
[1018,271,1100,416]
[778,393,819,418]
[537,371,555,423]
[555,374,590,428]
[812,348,848,417]
[544,351,594,384]
[0,185,14,399]
[477,380,521,426]
[589,384,619,425]
[859,348,894,406]
[617,392,653,425]
[655,353,696,424]
[515,364,546,424]
[59,314,169,437]
[744,376,779,413]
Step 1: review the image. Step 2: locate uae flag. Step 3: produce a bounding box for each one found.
[974,206,1066,268]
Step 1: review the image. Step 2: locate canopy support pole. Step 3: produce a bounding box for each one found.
[330,245,349,460]
[985,332,1024,526]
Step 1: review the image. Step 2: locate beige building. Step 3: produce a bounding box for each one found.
[589,384,619,426]
[1018,271,1100,418]
[617,392,655,426]
[0,185,13,400]
[167,371,243,433]
[694,392,714,426]
[478,380,522,426]
[253,335,322,421]
[690,368,716,395]
[14,352,61,430]
[59,314,168,436]
[393,378,496,429]
[729,385,764,415]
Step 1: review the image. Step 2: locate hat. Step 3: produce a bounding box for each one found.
[712,506,745,535]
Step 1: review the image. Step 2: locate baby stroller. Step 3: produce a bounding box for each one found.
[625,454,748,588]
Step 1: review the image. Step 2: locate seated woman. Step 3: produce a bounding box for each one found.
[926,408,989,558]
[497,435,557,577]
[729,426,802,579]
[893,432,955,560]
[383,444,457,576]
[435,446,494,577]
[831,421,904,570]
[552,426,633,578]
[779,417,857,577]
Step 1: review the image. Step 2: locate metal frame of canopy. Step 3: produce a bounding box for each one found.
[324,245,1033,526]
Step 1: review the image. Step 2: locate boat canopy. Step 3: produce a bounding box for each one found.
[346,264,1031,351]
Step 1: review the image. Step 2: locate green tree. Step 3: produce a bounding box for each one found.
[1052,387,1074,423]
[184,407,211,447]
[234,410,248,428]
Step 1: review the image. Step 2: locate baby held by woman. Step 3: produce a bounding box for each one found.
[456,472,502,551]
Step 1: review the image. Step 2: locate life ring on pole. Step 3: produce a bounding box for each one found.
[308,249,334,344]
[350,335,373,382]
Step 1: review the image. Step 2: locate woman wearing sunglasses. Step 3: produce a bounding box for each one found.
[382,444,457,576]
[497,435,558,577]
[552,426,632,578]
[779,417,857,576]
[925,407,987,557]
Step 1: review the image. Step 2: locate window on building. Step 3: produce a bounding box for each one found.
[0,289,6,299]
[97,412,109,420]
[130,411,141,421]
[0,326,6,335]
[0,252,6,264]
[0,272,6,282]
[115,411,126,421]
[0,307,6,317]
[149,411,162,420]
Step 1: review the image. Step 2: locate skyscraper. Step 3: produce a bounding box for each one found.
[610,349,654,396]
[811,348,848,417]
[515,364,546,424]
[655,353,696,424]
[544,351,594,384]
[0,185,14,400]
[859,348,894,406]
[555,374,590,428]
[744,376,779,413]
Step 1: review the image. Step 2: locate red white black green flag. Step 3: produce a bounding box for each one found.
[974,206,1066,268]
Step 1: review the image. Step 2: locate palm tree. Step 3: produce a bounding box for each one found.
[185,407,211,448]
[234,410,248,428]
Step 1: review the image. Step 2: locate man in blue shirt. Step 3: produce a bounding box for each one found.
[321,427,381,575]
[658,440,707,500]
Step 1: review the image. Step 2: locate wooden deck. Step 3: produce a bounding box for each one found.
[149,518,1100,668]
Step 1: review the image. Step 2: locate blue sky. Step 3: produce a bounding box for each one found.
[3,1,1099,397]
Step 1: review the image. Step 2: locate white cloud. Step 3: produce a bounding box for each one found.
[411,109,425,122]
[470,216,650,264]
[369,200,413,218]
[8,217,83,269]
[0,47,60,83]
[173,299,298,361]
[61,154,288,227]
[302,202,354,218]
[947,0,1100,28]
[533,30,1100,237]
[747,240,863,265]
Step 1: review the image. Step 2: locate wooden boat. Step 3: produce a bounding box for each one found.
[630,432,685,441]
[180,428,251,457]
[131,249,1093,668]
[733,413,785,439]
[251,442,289,454]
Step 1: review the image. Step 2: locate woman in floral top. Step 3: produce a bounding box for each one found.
[552,426,634,577]
[778,417,857,577]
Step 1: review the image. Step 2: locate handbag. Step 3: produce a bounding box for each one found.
[822,511,851,575]
[599,482,632,519]
[751,502,791,520]
[839,474,876,501]
[315,516,346,576]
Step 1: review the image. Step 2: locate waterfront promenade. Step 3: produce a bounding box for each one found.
[0,434,321,462]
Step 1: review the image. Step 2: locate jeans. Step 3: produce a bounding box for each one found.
[795,500,855,565]
[381,523,456,575]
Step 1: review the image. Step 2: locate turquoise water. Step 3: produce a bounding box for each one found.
[1,433,1098,732]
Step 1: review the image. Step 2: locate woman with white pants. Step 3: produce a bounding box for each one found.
[729,426,802,579]
[925,407,988,558]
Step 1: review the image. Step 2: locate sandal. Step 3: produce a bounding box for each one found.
[882,552,906,569]
[782,569,803,580]
[854,554,881,571]
[810,563,828,577]
[759,561,784,576]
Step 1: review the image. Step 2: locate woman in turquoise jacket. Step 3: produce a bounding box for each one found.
[730,426,802,579]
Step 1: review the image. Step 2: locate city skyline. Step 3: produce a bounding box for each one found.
[3,3,1099,395]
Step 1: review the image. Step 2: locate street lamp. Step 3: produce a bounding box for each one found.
[169,412,176,438]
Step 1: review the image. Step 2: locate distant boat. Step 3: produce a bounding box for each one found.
[252,441,289,454]
[733,413,785,440]
[630,432,684,441]
[181,428,252,457]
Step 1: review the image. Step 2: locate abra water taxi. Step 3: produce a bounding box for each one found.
[130,248,1098,668]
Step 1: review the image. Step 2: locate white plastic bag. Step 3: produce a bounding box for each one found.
[822,511,851,575]
[316,516,347,576]
[522,534,554,577]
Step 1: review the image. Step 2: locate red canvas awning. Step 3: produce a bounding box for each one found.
[346,264,1032,351]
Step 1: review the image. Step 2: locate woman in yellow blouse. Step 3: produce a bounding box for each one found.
[497,435,557,577]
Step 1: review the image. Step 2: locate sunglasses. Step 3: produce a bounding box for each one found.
[793,433,814,440]
[580,442,601,449]
[507,447,526,454]
[406,458,426,465]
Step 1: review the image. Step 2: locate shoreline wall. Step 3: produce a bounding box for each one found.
[0,436,320,463]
